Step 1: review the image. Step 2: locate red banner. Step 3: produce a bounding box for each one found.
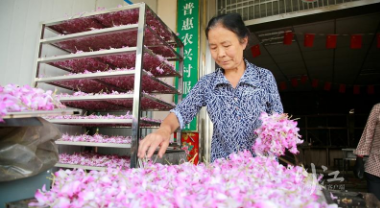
[279,82,287,90]
[324,82,331,91]
[301,75,308,84]
[353,85,360,94]
[312,79,319,88]
[368,85,375,94]
[350,34,362,49]
[283,31,293,45]
[251,44,261,58]
[339,84,346,93]
[291,78,298,87]
[304,33,315,47]
[326,34,337,49]
[181,132,199,164]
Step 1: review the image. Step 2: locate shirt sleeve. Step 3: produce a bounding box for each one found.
[354,104,380,156]
[263,70,284,114]
[170,77,208,129]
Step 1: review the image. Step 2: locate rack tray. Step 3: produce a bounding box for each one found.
[2,109,80,119]
[55,163,108,171]
[36,70,180,94]
[46,118,160,127]
[55,141,131,148]
[44,25,179,59]
[45,6,182,47]
[59,93,175,111]
[41,49,180,77]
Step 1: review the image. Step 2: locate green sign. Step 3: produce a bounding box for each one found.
[175,0,199,131]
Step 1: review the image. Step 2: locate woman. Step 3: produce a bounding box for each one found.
[354,103,380,200]
[138,13,283,162]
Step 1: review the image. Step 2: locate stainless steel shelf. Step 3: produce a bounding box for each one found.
[35,70,136,82]
[55,140,182,151]
[55,163,108,171]
[59,94,134,101]
[42,3,182,48]
[58,93,175,111]
[46,118,161,127]
[36,71,180,94]
[45,25,180,60]
[2,109,80,119]
[55,141,131,148]
[38,47,137,63]
[41,24,138,44]
[34,3,184,169]
[43,4,141,26]
[43,51,181,78]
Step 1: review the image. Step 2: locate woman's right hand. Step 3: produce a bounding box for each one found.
[138,127,171,159]
[138,112,180,159]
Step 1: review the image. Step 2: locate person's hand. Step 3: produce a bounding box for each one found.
[138,128,171,159]
[353,156,365,179]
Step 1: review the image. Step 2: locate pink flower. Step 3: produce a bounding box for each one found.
[253,112,303,156]
[0,84,65,121]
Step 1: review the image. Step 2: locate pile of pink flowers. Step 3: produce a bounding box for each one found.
[59,133,132,144]
[253,112,303,156]
[59,152,130,168]
[0,84,65,122]
[32,151,336,208]
[31,112,338,207]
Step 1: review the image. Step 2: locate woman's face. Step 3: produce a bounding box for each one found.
[208,24,248,71]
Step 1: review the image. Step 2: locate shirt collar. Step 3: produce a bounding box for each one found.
[212,59,261,89]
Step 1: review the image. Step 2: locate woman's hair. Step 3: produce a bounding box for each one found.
[205,13,250,43]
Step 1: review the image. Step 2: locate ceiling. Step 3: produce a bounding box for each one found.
[244,3,380,93]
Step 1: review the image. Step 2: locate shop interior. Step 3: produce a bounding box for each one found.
[242,2,380,193]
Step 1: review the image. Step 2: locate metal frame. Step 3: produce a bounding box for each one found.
[41,24,139,44]
[42,4,142,26]
[38,47,137,63]
[130,4,147,168]
[55,141,132,148]
[55,163,108,171]
[45,118,161,128]
[32,3,184,169]
[2,109,81,119]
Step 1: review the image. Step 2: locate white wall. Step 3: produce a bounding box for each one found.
[0,0,157,86]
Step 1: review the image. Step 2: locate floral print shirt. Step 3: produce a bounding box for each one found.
[171,60,283,162]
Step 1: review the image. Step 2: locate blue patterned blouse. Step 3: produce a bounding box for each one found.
[171,60,284,162]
